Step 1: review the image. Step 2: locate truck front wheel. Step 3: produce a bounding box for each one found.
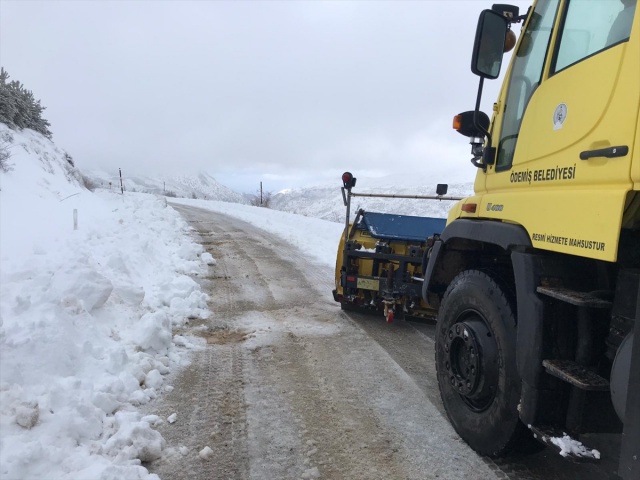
[435,270,527,456]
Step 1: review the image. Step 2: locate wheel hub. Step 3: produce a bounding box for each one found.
[444,318,498,409]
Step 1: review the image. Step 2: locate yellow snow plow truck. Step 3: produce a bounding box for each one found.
[333,1,639,476]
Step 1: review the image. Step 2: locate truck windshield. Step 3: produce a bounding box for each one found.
[496,0,560,170]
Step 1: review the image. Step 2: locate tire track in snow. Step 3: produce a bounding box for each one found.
[147,208,250,480]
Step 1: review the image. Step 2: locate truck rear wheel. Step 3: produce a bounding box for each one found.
[435,270,527,456]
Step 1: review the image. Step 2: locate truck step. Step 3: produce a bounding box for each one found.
[528,425,601,463]
[536,286,612,308]
[542,359,610,391]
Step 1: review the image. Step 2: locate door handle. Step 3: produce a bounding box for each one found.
[580,145,628,160]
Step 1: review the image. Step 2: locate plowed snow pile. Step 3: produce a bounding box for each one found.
[0,125,211,479]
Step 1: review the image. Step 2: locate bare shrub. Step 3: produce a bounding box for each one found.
[250,190,272,207]
[0,139,13,173]
[81,174,98,191]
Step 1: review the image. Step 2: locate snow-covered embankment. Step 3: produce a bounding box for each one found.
[0,124,212,479]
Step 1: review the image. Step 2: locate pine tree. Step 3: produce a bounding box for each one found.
[0,67,52,138]
[0,68,17,129]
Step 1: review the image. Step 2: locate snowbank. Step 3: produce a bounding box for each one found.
[0,125,211,479]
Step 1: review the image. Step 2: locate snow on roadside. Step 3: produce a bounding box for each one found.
[170,198,345,269]
[0,125,211,479]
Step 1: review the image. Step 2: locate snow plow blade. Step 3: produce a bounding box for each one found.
[334,209,445,321]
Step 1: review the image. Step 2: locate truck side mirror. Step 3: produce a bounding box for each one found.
[471,9,508,79]
[436,184,448,196]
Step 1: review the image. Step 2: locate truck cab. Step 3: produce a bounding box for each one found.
[457,0,639,264]
[422,1,639,475]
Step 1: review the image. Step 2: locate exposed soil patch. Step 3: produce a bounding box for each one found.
[194,328,249,345]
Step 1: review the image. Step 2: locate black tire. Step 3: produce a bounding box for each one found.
[435,269,528,457]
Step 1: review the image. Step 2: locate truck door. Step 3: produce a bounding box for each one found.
[484,0,639,262]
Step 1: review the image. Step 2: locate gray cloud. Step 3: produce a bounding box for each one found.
[1,0,529,192]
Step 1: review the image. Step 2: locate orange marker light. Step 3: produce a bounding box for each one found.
[504,29,517,53]
[453,115,462,131]
[461,203,477,213]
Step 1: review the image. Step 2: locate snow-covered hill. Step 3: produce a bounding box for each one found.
[270,176,475,223]
[85,169,249,204]
[0,124,85,196]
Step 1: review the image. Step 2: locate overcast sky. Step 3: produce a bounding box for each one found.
[1,0,529,193]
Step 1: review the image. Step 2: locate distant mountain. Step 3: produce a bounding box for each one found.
[83,170,475,222]
[85,170,249,204]
[269,175,474,223]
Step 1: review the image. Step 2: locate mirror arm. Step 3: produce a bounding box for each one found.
[473,77,492,147]
[470,76,492,171]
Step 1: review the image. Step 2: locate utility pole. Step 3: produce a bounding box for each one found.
[260,181,263,206]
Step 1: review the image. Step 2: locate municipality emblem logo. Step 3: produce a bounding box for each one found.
[553,103,568,130]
